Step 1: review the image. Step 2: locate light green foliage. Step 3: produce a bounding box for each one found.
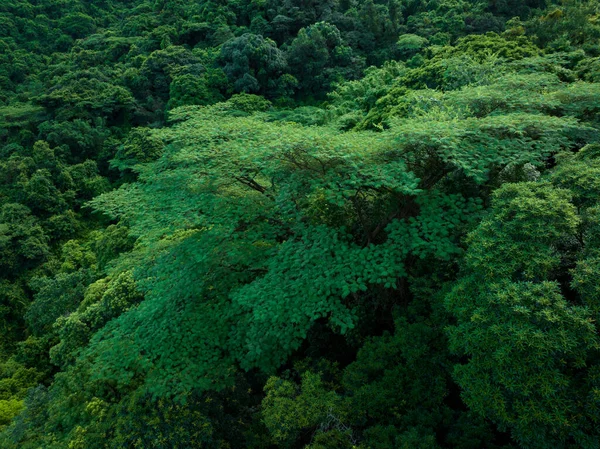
[2,0,600,447]
[577,56,600,82]
[365,58,600,129]
[447,175,600,448]
[223,93,273,113]
[86,106,420,395]
[265,106,329,126]
[50,271,143,369]
[0,399,23,429]
[389,112,588,185]
[23,222,137,345]
[0,104,46,130]
[554,144,600,316]
[327,61,407,130]
[549,144,600,206]
[232,225,406,371]
[385,192,483,262]
[345,33,543,129]
[397,34,429,58]
[0,358,42,429]
[263,372,349,446]
[462,183,580,280]
[553,81,600,123]
[84,76,590,405]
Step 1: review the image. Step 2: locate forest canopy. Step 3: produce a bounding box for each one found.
[1,0,600,448]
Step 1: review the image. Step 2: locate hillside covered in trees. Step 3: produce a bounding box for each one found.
[1,0,600,447]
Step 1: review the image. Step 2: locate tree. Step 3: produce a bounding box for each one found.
[447,165,600,448]
[58,13,96,39]
[0,204,49,277]
[2,0,600,445]
[219,33,289,97]
[140,45,203,101]
[287,22,363,99]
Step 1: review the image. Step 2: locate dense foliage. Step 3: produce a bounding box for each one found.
[1,0,600,447]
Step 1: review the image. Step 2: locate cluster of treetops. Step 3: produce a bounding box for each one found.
[1,0,600,447]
